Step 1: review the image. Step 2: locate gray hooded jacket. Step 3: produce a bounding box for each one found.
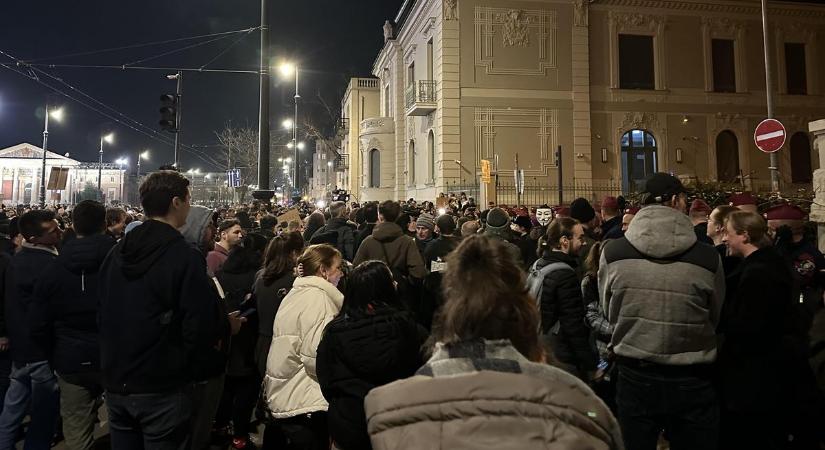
[599,205,724,366]
[180,206,214,254]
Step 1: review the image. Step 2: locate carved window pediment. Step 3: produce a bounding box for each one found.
[609,11,666,33]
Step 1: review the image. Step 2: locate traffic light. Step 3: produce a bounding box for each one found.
[159,94,178,132]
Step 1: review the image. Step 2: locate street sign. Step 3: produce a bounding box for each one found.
[754,119,786,154]
[226,169,241,188]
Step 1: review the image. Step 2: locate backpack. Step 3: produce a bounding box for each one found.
[310,225,357,261]
[526,260,574,314]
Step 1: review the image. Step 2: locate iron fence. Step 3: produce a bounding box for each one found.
[442,179,623,207]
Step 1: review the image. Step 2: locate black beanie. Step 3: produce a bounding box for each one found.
[569,198,595,224]
[486,207,510,229]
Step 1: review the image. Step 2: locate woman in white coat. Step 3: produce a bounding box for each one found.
[263,244,344,450]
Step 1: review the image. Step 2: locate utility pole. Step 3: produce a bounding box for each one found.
[253,0,274,203]
[173,71,182,168]
[761,0,781,192]
[293,67,300,196]
[39,105,51,207]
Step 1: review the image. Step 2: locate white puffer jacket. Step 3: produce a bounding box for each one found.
[263,275,344,418]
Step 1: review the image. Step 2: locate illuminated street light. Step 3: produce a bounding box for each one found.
[287,142,294,149]
[282,118,294,130]
[49,107,64,122]
[279,62,296,78]
[40,105,66,206]
[98,132,115,197]
[103,133,115,144]
[297,142,306,150]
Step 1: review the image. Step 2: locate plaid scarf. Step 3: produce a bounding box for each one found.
[417,339,552,380]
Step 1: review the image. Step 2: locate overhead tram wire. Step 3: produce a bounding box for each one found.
[29,64,259,75]
[22,27,261,63]
[120,33,240,67]
[1,59,224,169]
[199,27,258,71]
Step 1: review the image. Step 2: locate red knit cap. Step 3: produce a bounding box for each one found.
[554,206,570,217]
[625,206,640,215]
[729,192,757,207]
[689,199,712,214]
[601,196,619,210]
[764,203,806,221]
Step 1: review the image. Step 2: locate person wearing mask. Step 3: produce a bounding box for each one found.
[216,234,268,450]
[689,199,714,245]
[99,171,226,448]
[310,201,358,262]
[600,173,724,450]
[208,219,244,275]
[533,217,595,379]
[105,207,127,241]
[303,212,326,243]
[719,210,823,449]
[0,210,62,449]
[413,213,436,257]
[364,235,621,449]
[316,261,426,450]
[28,201,115,450]
[263,244,344,450]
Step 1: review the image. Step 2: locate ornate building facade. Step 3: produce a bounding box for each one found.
[0,143,129,205]
[346,0,825,203]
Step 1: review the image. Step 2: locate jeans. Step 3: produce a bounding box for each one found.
[0,360,59,450]
[616,362,719,450]
[189,375,225,450]
[106,388,192,450]
[58,375,103,450]
[215,374,260,438]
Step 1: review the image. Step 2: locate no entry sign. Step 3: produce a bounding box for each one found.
[754,119,786,153]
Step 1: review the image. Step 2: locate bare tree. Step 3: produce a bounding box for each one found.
[215,123,291,202]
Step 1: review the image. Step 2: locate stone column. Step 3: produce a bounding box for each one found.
[572,0,593,189]
[11,168,18,205]
[807,119,825,252]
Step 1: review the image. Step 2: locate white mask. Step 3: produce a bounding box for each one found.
[536,208,553,227]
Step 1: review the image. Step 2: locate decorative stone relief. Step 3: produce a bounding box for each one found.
[701,17,745,36]
[501,10,531,47]
[383,20,394,42]
[444,0,458,21]
[609,12,665,32]
[474,7,557,76]
[474,108,559,176]
[619,112,660,132]
[403,45,417,65]
[360,118,395,136]
[573,0,588,27]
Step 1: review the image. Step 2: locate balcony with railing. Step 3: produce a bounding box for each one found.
[333,152,349,172]
[405,80,437,116]
[337,118,349,135]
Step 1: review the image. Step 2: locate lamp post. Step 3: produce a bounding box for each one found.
[137,150,149,178]
[115,158,128,204]
[280,62,300,195]
[39,106,64,207]
[98,133,114,201]
[252,0,273,203]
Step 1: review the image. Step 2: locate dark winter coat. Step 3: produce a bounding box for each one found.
[353,222,426,279]
[98,220,226,394]
[601,215,622,239]
[0,252,10,339]
[5,244,57,363]
[29,234,116,375]
[311,217,358,262]
[718,246,813,412]
[693,222,713,246]
[317,305,426,450]
[253,271,295,377]
[535,251,596,372]
[513,233,538,268]
[217,259,259,378]
[355,223,376,254]
[419,235,462,330]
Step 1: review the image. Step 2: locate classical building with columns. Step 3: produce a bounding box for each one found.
[0,143,128,205]
[343,0,825,204]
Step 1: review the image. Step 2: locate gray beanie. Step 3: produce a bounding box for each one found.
[486,207,510,229]
[416,212,435,231]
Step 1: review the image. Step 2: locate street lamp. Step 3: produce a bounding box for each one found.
[115,157,128,204]
[278,61,300,195]
[282,119,294,130]
[137,150,149,178]
[98,132,115,201]
[40,106,64,207]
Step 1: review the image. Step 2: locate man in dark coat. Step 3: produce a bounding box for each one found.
[354,202,378,252]
[99,171,225,448]
[310,201,358,262]
[353,201,426,279]
[599,196,622,239]
[29,200,115,450]
[511,215,538,269]
[689,199,714,246]
[0,210,61,448]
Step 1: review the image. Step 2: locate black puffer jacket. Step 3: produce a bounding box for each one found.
[253,271,295,377]
[30,234,116,375]
[316,306,426,450]
[217,259,259,378]
[535,251,596,372]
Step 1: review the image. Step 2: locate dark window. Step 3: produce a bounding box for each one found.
[715,130,740,182]
[619,34,655,90]
[785,43,807,95]
[712,39,736,93]
[369,149,380,188]
[790,132,812,183]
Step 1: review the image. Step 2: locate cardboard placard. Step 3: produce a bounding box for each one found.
[277,208,301,224]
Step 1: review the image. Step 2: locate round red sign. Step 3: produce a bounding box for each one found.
[754,119,787,154]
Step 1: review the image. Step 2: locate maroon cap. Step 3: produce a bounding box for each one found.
[689,199,712,214]
[554,206,570,217]
[625,206,640,215]
[764,203,806,221]
[601,196,619,210]
[729,192,757,206]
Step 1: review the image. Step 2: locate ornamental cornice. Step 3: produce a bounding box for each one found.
[609,11,666,32]
[701,17,745,35]
[595,0,825,19]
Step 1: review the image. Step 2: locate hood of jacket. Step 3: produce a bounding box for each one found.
[371,222,404,243]
[624,205,696,258]
[179,205,214,248]
[540,249,578,267]
[59,233,116,274]
[120,220,184,280]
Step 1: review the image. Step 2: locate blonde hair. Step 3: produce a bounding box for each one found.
[726,211,771,248]
[297,244,341,276]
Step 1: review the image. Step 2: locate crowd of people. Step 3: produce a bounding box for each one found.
[0,169,823,450]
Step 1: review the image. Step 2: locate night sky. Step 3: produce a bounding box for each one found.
[0,0,404,171]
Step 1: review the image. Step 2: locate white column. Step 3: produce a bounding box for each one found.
[808,118,825,252]
[11,168,18,205]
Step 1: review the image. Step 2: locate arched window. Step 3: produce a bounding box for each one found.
[790,132,813,183]
[428,131,435,183]
[715,130,740,183]
[408,140,416,186]
[369,149,380,188]
[620,129,657,193]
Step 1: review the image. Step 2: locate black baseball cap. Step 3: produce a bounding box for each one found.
[641,173,687,204]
